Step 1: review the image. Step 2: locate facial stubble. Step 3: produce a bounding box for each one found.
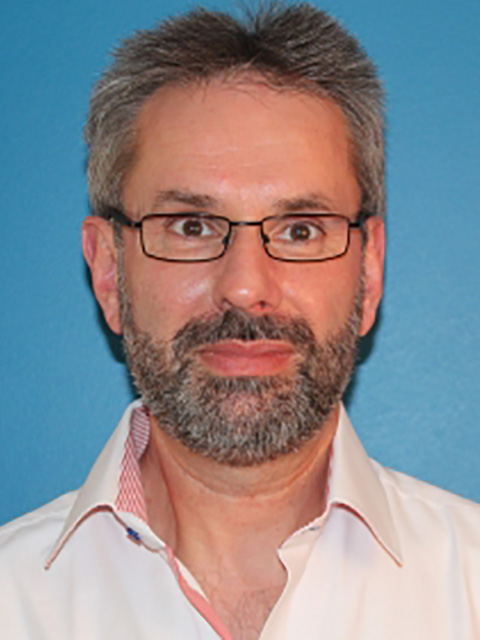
[118,258,363,467]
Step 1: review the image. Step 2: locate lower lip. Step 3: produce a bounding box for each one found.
[198,343,296,376]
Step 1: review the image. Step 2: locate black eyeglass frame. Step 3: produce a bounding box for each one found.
[106,207,372,263]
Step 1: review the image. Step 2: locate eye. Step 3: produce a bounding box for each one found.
[276,217,326,242]
[167,215,219,238]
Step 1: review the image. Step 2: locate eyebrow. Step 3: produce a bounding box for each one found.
[274,193,337,213]
[152,189,217,211]
[150,189,337,214]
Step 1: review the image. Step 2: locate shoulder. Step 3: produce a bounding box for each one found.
[0,492,77,567]
[374,461,480,553]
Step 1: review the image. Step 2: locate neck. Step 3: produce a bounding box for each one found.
[140,404,339,565]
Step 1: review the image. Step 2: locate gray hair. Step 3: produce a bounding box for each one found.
[85,3,385,217]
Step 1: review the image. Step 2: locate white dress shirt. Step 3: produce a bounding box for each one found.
[1,401,479,639]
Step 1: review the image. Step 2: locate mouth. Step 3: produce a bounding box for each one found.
[196,340,298,377]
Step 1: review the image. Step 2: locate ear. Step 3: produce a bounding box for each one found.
[82,216,122,334]
[360,216,385,336]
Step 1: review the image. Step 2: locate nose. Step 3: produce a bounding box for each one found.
[212,225,282,314]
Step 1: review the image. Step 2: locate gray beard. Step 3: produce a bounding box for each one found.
[119,271,363,467]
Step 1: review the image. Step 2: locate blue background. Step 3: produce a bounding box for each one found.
[1,0,479,526]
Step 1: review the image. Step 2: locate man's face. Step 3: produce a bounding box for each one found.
[120,80,382,344]
[84,79,384,464]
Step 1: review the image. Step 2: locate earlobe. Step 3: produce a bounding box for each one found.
[82,216,122,334]
[359,217,385,336]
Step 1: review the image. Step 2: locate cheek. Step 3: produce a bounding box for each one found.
[128,262,214,338]
[281,260,361,333]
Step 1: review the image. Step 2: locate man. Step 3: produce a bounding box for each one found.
[1,4,479,639]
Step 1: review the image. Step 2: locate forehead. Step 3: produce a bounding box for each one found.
[123,79,360,214]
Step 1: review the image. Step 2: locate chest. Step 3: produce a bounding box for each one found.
[206,582,285,640]
[6,510,479,640]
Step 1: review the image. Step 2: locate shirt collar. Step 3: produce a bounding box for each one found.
[325,405,402,565]
[46,401,402,567]
[45,400,156,567]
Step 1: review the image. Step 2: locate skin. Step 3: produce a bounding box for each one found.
[83,79,385,639]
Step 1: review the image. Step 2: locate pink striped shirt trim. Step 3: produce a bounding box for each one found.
[115,405,150,521]
[166,547,233,640]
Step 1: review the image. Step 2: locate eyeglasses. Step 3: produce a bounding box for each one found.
[106,208,371,263]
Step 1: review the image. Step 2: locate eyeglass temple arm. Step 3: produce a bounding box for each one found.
[105,208,141,228]
[351,210,373,228]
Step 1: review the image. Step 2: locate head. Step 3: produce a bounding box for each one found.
[85,3,385,218]
[83,4,385,466]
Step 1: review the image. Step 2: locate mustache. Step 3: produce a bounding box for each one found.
[172,308,317,359]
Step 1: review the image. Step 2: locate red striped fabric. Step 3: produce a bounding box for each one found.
[115,405,150,521]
